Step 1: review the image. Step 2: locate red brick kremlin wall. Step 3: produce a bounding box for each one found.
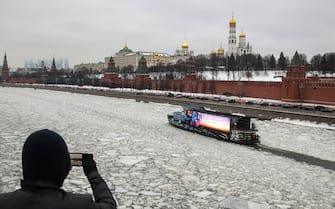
[102,65,335,105]
[8,78,42,84]
[3,66,335,105]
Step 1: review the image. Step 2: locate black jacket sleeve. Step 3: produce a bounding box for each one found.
[86,171,117,209]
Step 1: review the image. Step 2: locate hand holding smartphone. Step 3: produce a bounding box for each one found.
[70,153,97,175]
[70,153,84,166]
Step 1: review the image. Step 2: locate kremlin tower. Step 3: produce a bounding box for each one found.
[51,57,57,74]
[107,56,116,72]
[137,56,148,73]
[1,52,9,82]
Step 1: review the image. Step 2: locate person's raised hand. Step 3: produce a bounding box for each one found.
[82,153,97,176]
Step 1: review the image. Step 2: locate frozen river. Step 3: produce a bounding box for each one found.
[0,87,334,209]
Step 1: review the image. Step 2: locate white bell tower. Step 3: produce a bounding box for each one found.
[227,14,237,56]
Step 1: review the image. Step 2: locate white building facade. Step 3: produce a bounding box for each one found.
[105,40,195,70]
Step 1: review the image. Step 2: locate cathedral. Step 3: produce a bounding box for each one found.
[175,40,194,57]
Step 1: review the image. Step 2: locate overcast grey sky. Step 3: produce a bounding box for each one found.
[1,0,334,68]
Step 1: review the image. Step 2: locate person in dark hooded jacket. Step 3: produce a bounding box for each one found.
[0,129,117,209]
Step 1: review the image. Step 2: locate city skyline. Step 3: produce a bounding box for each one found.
[1,0,334,68]
[23,57,69,69]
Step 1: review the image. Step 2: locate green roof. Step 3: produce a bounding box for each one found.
[119,45,133,54]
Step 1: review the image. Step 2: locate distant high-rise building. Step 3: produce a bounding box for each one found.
[57,58,64,69]
[64,58,69,69]
[41,60,45,68]
[24,57,69,69]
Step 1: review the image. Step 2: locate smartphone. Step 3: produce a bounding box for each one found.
[70,153,83,166]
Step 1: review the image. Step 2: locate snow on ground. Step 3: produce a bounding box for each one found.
[200,70,335,82]
[199,70,285,82]
[0,87,334,209]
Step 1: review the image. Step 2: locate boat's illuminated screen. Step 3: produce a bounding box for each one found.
[191,112,230,132]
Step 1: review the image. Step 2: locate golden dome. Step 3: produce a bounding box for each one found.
[210,49,216,55]
[182,40,189,49]
[217,47,224,55]
[229,17,236,26]
[239,32,246,37]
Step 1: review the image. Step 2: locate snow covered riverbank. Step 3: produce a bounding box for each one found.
[0,87,334,209]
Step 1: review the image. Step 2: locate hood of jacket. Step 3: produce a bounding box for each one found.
[22,129,71,187]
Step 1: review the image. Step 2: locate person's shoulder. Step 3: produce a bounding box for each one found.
[65,192,92,199]
[0,190,23,199]
[0,190,25,209]
[63,192,93,206]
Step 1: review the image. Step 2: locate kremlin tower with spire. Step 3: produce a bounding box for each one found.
[51,57,57,74]
[1,52,9,82]
[106,56,116,72]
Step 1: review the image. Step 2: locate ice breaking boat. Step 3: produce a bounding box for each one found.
[167,105,260,145]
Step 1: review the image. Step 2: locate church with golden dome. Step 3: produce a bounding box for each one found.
[104,17,253,71]
[211,44,225,57]
[227,15,252,56]
[175,39,194,57]
[217,45,225,56]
